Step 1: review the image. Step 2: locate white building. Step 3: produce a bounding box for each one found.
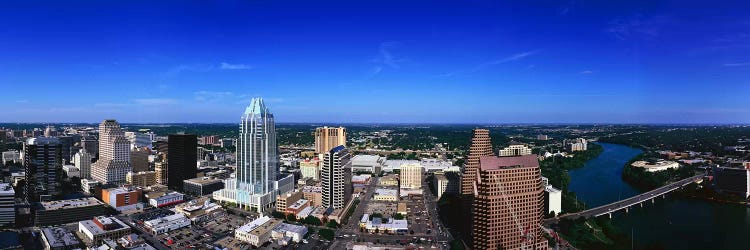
[544,185,562,215]
[631,161,680,172]
[399,163,422,189]
[78,216,132,244]
[565,138,588,152]
[351,155,385,173]
[322,145,351,209]
[81,178,101,194]
[91,120,132,185]
[73,149,93,179]
[148,192,184,208]
[62,165,80,178]
[1,150,20,164]
[235,216,282,247]
[299,158,321,181]
[144,214,190,234]
[213,98,294,212]
[0,183,15,227]
[498,144,532,157]
[41,227,81,249]
[271,223,308,243]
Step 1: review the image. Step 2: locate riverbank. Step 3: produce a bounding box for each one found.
[540,143,604,214]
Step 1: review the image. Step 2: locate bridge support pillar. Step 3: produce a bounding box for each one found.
[625,207,629,213]
[640,202,643,208]
[662,194,665,199]
[652,198,655,204]
[608,213,612,219]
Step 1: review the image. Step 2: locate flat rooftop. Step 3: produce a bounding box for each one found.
[80,217,129,235]
[479,155,539,170]
[38,197,104,211]
[41,227,80,247]
[184,177,222,185]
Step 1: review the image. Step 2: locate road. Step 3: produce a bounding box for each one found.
[547,173,704,223]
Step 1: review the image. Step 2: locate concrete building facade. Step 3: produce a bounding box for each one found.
[314,126,346,154]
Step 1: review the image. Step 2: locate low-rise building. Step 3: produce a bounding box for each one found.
[183,177,224,196]
[235,216,283,247]
[360,215,408,234]
[631,161,680,172]
[147,191,184,208]
[378,176,399,187]
[276,190,303,213]
[271,223,308,243]
[174,198,224,223]
[144,214,190,235]
[352,175,371,185]
[41,227,81,250]
[285,199,309,215]
[373,189,398,201]
[302,185,323,207]
[81,178,101,194]
[126,171,157,187]
[713,165,750,198]
[102,187,143,211]
[62,165,80,178]
[78,216,132,245]
[351,155,385,173]
[34,197,108,226]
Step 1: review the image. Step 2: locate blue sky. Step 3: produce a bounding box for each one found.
[1,1,749,123]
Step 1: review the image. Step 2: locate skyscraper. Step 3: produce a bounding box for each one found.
[213,98,294,212]
[73,149,93,179]
[167,134,198,190]
[472,155,547,250]
[24,137,62,202]
[462,129,494,195]
[461,128,494,245]
[81,136,99,159]
[321,145,351,210]
[314,126,346,154]
[91,120,132,185]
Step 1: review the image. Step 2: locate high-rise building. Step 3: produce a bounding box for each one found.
[399,163,422,189]
[81,136,98,159]
[201,135,218,145]
[321,145,351,209]
[130,147,150,172]
[300,158,321,181]
[213,98,294,212]
[564,138,587,152]
[0,183,15,227]
[57,135,74,164]
[126,171,157,187]
[461,129,494,245]
[154,153,167,185]
[24,137,62,202]
[91,120,132,185]
[167,134,197,191]
[73,149,93,179]
[314,126,346,154]
[472,155,547,250]
[462,129,494,196]
[498,144,532,157]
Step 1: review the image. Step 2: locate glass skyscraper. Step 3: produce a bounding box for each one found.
[213,97,293,212]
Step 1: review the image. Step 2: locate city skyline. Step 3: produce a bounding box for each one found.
[3,1,750,124]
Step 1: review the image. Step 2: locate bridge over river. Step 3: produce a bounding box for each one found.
[546,173,705,223]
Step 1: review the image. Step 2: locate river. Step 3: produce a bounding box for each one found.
[568,142,750,249]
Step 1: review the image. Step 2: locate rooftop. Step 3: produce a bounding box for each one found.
[375,189,398,196]
[352,155,385,164]
[80,217,129,235]
[184,177,222,185]
[479,155,539,170]
[287,199,309,210]
[144,214,187,226]
[0,183,14,195]
[273,223,307,234]
[38,197,104,211]
[237,216,271,233]
[41,227,80,247]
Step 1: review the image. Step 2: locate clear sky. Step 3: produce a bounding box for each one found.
[1,1,749,124]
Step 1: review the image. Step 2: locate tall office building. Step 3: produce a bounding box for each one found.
[57,135,74,164]
[213,98,294,212]
[461,129,494,245]
[472,155,547,250]
[399,163,423,189]
[24,137,62,202]
[0,183,15,227]
[166,134,197,191]
[73,149,93,179]
[314,126,346,154]
[81,136,98,159]
[130,147,150,172]
[321,145,351,209]
[154,153,167,185]
[91,120,132,185]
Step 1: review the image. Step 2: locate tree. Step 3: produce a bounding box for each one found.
[392,213,405,220]
[287,213,297,222]
[304,216,322,226]
[326,220,339,228]
[271,211,286,219]
[318,228,335,241]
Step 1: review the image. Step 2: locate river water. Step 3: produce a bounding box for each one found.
[568,142,750,249]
